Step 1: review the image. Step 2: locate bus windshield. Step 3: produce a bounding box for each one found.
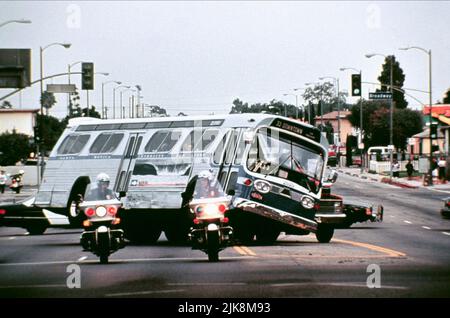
[247,128,325,193]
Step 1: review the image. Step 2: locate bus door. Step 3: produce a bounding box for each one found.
[115,133,144,193]
[217,128,244,195]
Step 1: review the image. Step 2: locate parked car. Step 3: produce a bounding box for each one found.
[0,197,49,234]
[440,197,450,219]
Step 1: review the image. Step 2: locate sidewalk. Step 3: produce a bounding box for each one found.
[336,166,450,192]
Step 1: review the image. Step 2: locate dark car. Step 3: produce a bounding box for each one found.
[0,197,50,235]
[341,197,384,228]
[441,197,450,219]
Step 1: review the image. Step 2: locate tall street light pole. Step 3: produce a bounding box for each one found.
[40,42,71,115]
[113,85,130,119]
[0,19,31,28]
[399,46,433,185]
[102,80,122,119]
[283,93,298,118]
[366,53,394,181]
[305,82,322,129]
[319,76,342,167]
[67,61,83,117]
[120,87,135,119]
[340,67,364,171]
[86,72,109,117]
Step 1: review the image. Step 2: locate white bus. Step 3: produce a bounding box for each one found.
[34,114,332,243]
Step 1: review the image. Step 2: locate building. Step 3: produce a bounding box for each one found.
[407,104,450,156]
[314,110,353,146]
[0,108,39,136]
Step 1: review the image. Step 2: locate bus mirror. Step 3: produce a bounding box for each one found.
[119,191,126,198]
[328,170,338,183]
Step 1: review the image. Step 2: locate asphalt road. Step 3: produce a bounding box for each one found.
[1,174,450,298]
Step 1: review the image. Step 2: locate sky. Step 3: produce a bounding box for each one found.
[1,1,449,118]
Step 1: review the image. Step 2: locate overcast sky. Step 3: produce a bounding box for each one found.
[1,1,449,118]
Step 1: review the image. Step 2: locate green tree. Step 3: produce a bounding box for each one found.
[377,55,408,109]
[443,88,450,104]
[347,99,389,146]
[40,91,57,115]
[35,114,67,155]
[0,130,33,166]
[230,98,249,114]
[365,108,422,150]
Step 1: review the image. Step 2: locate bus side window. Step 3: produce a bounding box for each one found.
[226,171,238,194]
[233,132,246,165]
[224,131,238,164]
[213,133,228,164]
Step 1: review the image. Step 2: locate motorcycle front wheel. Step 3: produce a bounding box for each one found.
[206,230,220,262]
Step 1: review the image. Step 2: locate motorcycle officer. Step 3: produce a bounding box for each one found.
[194,170,218,199]
[0,169,8,194]
[86,173,114,200]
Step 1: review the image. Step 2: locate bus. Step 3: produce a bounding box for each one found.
[34,114,333,243]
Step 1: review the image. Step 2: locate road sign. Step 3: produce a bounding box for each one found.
[47,84,77,93]
[369,92,392,100]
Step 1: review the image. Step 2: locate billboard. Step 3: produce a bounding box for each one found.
[0,49,32,88]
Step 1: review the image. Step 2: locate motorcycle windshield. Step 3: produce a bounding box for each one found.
[84,184,117,202]
[193,172,226,200]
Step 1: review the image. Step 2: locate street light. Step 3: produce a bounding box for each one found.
[283,93,298,118]
[112,85,130,119]
[120,88,136,119]
[102,81,122,119]
[0,19,31,28]
[399,46,433,185]
[319,76,342,167]
[39,42,71,114]
[305,82,324,130]
[365,53,394,181]
[84,72,109,117]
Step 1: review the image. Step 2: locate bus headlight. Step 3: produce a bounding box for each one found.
[301,196,315,209]
[254,180,271,194]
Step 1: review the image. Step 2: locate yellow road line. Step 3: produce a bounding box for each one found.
[233,246,248,256]
[233,245,256,256]
[333,238,406,258]
[240,246,257,256]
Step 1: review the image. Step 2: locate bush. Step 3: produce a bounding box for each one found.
[0,130,33,166]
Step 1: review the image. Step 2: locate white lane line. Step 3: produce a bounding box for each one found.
[403,220,412,224]
[9,237,16,240]
[270,282,407,290]
[0,255,251,267]
[106,289,184,297]
[0,284,66,289]
[168,283,247,286]
[442,232,450,236]
[389,216,395,218]
[77,256,88,262]
[422,226,431,230]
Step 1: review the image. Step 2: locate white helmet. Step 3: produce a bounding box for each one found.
[96,173,110,184]
[19,170,25,174]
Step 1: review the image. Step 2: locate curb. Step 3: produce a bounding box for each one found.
[337,168,418,189]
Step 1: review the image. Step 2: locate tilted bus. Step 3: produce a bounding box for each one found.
[34,114,336,243]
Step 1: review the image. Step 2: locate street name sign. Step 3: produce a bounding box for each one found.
[369,92,392,100]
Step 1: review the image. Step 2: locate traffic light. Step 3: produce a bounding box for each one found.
[351,74,361,97]
[430,124,438,140]
[81,62,94,90]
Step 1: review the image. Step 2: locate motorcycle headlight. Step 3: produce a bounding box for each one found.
[254,180,271,194]
[204,204,219,216]
[301,196,315,209]
[95,206,107,217]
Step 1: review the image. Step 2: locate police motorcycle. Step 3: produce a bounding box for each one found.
[79,173,125,264]
[9,170,24,194]
[184,171,233,262]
